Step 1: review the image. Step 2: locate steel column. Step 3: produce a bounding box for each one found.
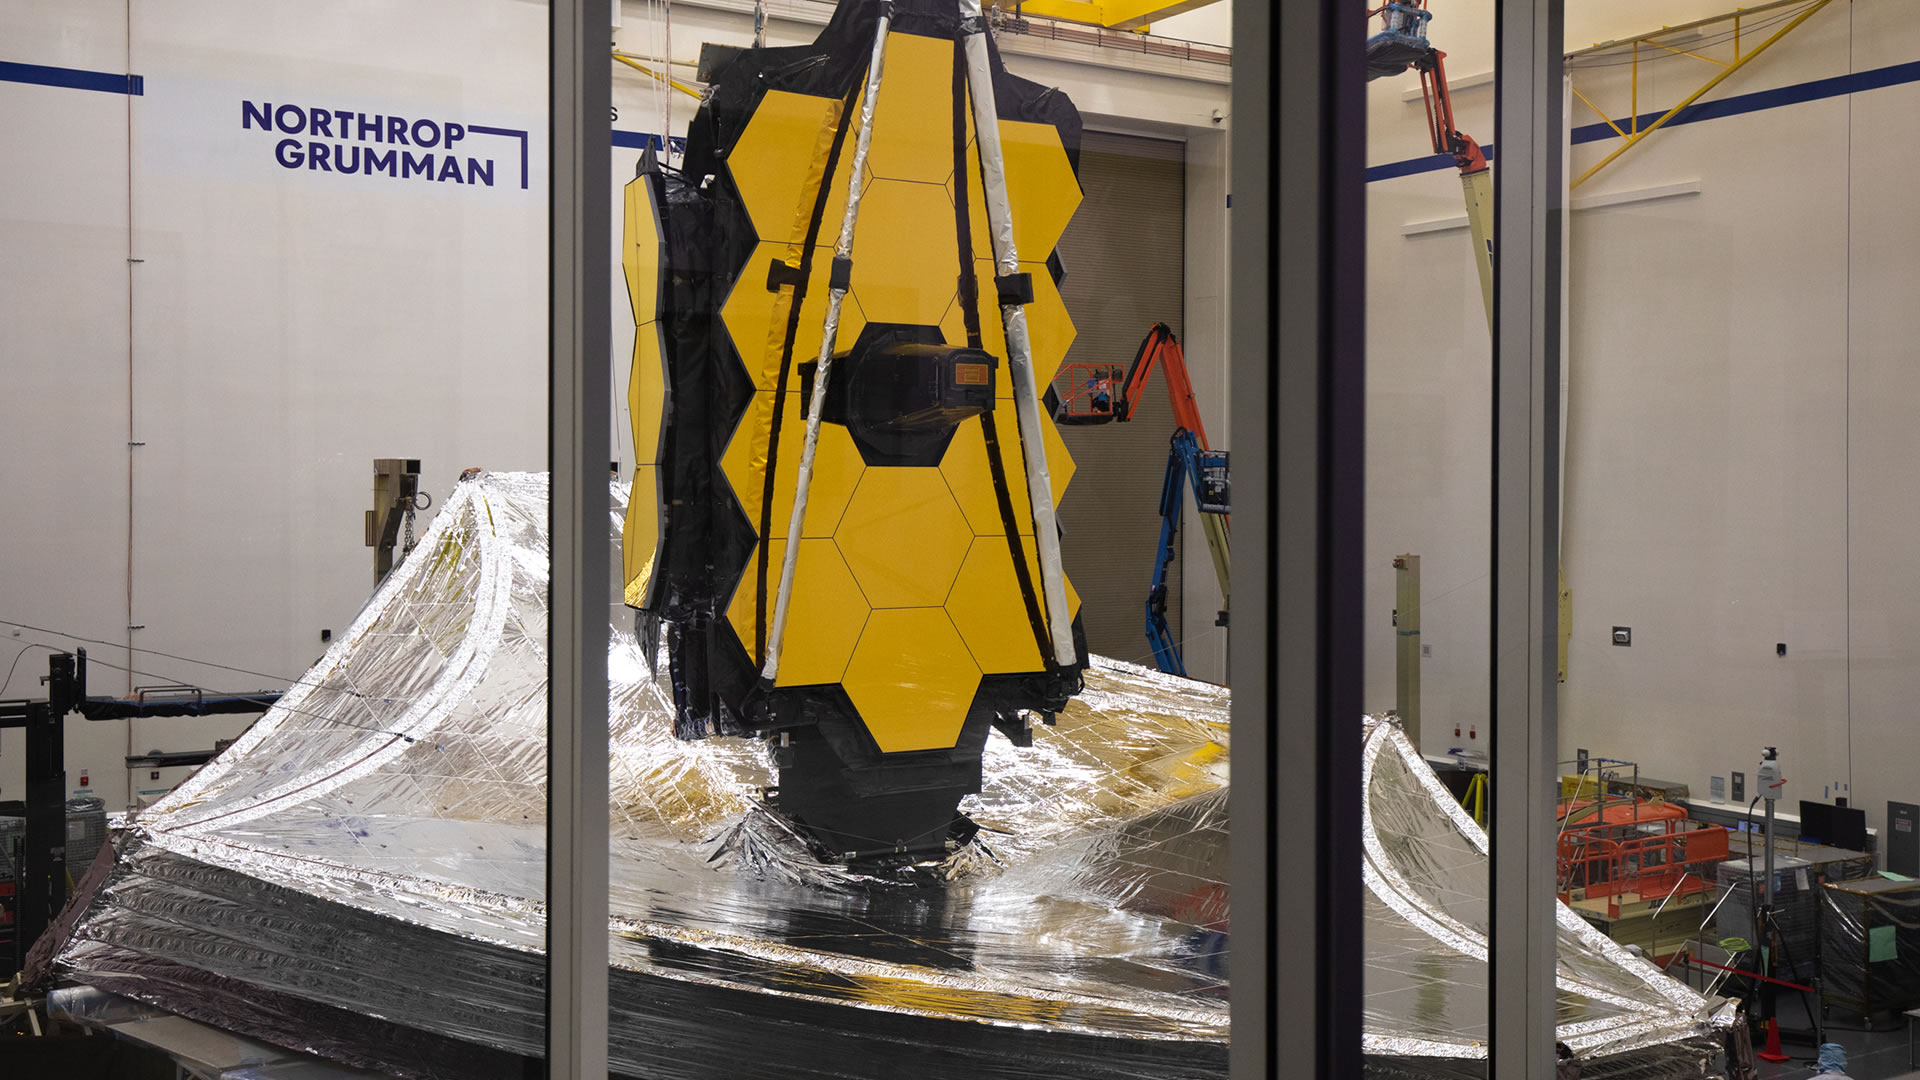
[18,652,75,971]
[1490,0,1564,1077]
[1228,0,1366,1077]
[1394,554,1421,747]
[547,0,612,1076]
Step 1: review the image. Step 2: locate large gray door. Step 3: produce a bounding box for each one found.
[1054,131,1187,668]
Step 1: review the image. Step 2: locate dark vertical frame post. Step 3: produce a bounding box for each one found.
[1228,1,1366,1076]
[1489,0,1564,1075]
[547,0,611,1076]
[19,652,75,967]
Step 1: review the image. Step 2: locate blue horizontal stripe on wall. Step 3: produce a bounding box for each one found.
[1366,57,1920,183]
[613,130,686,151]
[0,60,143,96]
[1368,151,1475,182]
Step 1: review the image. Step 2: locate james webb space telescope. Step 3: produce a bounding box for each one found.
[621,0,1089,862]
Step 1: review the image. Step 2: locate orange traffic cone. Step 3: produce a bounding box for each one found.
[1757,1016,1790,1063]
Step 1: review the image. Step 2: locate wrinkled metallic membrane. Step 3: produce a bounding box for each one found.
[1359,718,1735,1077]
[51,473,1726,1077]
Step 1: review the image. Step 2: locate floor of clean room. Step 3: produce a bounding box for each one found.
[1755,1033,1918,1079]
[1751,993,1920,1079]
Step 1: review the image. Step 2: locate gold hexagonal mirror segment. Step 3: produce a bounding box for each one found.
[834,467,972,609]
[727,538,870,688]
[842,608,983,753]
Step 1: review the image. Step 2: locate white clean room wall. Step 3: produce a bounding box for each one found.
[0,0,135,805]
[1367,0,1920,843]
[1834,0,1920,839]
[1153,5,1229,48]
[3,0,548,809]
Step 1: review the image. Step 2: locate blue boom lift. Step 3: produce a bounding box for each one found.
[1052,323,1229,677]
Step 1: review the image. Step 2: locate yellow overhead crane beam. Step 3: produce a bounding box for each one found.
[612,51,703,100]
[1568,0,1835,188]
[987,0,1222,33]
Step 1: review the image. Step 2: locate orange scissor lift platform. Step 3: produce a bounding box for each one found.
[1557,797,1731,960]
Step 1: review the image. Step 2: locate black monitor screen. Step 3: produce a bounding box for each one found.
[1833,805,1868,850]
[1800,800,1832,843]
[1801,799,1868,850]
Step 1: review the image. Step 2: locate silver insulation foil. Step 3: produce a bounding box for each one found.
[1359,718,1735,1076]
[47,473,1722,1078]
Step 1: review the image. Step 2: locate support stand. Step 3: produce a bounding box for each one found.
[1757,745,1791,1063]
[0,650,281,974]
[13,653,75,976]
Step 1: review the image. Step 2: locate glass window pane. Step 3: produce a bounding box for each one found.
[1559,0,1881,1067]
[605,1,1232,1075]
[4,2,1269,1075]
[3,0,557,1070]
[1367,1,1906,1074]
[1364,0,1500,1066]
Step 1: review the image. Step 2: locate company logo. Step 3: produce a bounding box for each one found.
[243,101,529,189]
